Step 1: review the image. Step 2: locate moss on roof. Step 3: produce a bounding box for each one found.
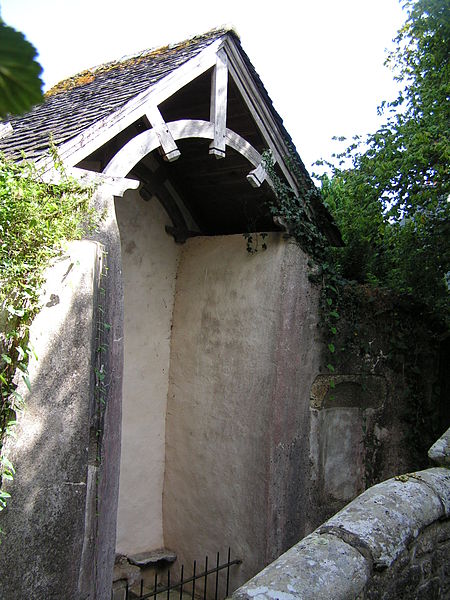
[45,29,233,98]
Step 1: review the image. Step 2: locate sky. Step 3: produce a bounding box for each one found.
[2,0,406,172]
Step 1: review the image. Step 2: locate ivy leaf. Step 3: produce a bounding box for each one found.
[22,374,32,391]
[1,354,11,365]
[0,20,43,118]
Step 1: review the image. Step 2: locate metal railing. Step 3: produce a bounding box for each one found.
[116,548,241,600]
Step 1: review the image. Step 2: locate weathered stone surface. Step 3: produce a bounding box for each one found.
[0,240,101,600]
[310,374,386,410]
[428,427,450,467]
[85,186,125,599]
[233,468,450,600]
[113,556,141,585]
[128,548,177,566]
[115,189,181,555]
[232,532,369,600]
[321,471,445,568]
[407,468,450,517]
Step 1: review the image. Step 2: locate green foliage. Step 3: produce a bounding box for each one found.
[261,151,342,378]
[0,20,43,118]
[0,153,96,527]
[317,0,450,322]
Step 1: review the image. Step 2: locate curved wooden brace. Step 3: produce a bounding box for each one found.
[102,119,265,182]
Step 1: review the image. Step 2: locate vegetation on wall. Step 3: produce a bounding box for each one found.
[261,0,448,452]
[0,154,95,526]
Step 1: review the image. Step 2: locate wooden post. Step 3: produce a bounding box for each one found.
[209,49,228,159]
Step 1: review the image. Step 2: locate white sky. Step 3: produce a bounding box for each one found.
[2,0,406,171]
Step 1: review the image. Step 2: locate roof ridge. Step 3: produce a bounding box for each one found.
[45,26,236,98]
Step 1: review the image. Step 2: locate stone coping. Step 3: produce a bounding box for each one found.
[428,426,450,467]
[232,467,449,600]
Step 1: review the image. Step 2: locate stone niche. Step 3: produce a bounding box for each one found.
[309,374,387,524]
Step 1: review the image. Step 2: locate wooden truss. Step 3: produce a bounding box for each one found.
[37,32,300,206]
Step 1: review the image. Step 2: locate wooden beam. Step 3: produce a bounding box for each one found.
[103,119,267,187]
[224,39,300,196]
[0,122,13,139]
[209,49,228,159]
[146,104,181,162]
[246,162,267,188]
[134,163,193,243]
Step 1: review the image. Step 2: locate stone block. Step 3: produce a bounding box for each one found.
[232,532,370,600]
[128,548,177,567]
[321,471,446,568]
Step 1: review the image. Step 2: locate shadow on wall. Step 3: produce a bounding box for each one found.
[0,241,101,600]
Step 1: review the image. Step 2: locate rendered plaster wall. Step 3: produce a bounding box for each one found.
[232,467,450,600]
[163,234,322,589]
[114,188,181,554]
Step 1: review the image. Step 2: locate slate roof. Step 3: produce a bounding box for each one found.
[0,27,342,244]
[0,28,230,162]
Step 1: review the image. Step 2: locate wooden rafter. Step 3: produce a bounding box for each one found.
[247,162,267,188]
[209,48,228,159]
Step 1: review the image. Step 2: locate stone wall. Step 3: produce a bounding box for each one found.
[232,466,450,600]
[307,284,447,532]
[0,183,126,600]
[0,240,102,599]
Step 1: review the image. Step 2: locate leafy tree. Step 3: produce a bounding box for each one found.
[318,0,450,319]
[0,17,43,118]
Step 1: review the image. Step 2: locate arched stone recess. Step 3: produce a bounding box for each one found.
[102,119,269,188]
[309,374,387,525]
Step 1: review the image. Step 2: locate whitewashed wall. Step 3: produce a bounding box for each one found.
[114,188,181,554]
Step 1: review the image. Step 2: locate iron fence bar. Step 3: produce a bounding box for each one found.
[225,548,231,598]
[140,580,144,597]
[192,560,196,600]
[179,564,184,600]
[203,555,208,600]
[154,571,158,600]
[137,558,241,600]
[214,553,219,600]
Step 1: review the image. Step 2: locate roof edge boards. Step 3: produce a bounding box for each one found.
[223,37,300,195]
